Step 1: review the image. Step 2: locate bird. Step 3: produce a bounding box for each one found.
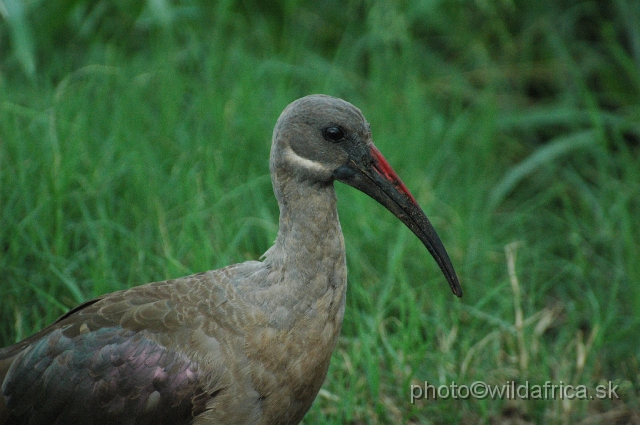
[0,94,462,425]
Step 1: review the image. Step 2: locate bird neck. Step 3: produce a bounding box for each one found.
[265,173,347,304]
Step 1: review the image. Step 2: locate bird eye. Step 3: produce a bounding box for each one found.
[323,126,345,142]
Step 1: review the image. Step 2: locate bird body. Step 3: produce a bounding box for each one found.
[0,95,461,424]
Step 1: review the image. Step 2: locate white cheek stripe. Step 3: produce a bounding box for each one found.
[284,146,330,174]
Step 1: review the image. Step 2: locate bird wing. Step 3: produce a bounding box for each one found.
[0,273,223,425]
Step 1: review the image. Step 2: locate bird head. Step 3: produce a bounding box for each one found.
[271,94,462,297]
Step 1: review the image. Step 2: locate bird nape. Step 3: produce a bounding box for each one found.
[0,94,461,425]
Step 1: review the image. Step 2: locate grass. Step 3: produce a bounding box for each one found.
[1,0,639,423]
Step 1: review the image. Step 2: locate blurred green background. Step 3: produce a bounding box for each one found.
[1,0,639,423]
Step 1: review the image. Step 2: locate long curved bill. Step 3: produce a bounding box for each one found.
[334,142,462,297]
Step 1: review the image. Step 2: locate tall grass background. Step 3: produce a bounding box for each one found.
[1,0,639,423]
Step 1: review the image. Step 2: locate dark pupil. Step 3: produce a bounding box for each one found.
[325,127,344,141]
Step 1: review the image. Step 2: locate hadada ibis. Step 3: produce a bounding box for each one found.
[0,94,462,425]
